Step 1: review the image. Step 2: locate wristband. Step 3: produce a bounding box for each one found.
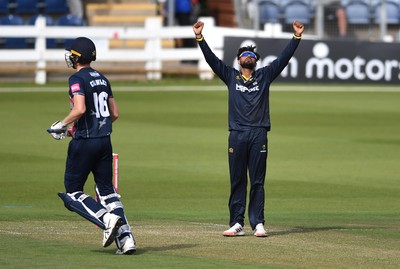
[293,34,302,39]
[196,35,204,41]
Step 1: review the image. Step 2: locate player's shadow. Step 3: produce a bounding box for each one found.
[136,243,198,254]
[93,243,198,255]
[267,226,345,237]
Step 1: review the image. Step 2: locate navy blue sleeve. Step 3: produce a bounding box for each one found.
[197,39,233,84]
[262,37,301,82]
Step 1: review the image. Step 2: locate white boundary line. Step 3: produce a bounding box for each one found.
[1,85,400,93]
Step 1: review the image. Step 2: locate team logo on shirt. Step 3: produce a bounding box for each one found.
[236,83,259,93]
[89,71,100,77]
[71,83,80,93]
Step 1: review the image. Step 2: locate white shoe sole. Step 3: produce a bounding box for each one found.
[103,217,124,247]
[223,231,245,236]
[254,232,268,237]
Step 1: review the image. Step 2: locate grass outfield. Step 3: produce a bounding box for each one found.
[0,85,399,268]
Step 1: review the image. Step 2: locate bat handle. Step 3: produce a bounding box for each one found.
[47,128,64,134]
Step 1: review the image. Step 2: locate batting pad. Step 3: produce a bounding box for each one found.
[58,192,107,229]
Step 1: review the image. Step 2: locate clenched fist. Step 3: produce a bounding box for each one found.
[293,20,304,37]
[193,21,204,36]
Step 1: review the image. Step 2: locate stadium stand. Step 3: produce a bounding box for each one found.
[258,0,281,24]
[1,0,400,83]
[27,14,57,48]
[206,0,236,27]
[0,0,9,15]
[86,2,158,27]
[0,14,27,48]
[342,0,371,24]
[371,0,400,24]
[57,13,84,26]
[281,0,314,25]
[27,13,55,25]
[56,14,85,48]
[44,0,69,15]
[86,2,174,49]
[15,0,39,15]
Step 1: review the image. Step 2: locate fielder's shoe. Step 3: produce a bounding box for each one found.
[223,223,245,236]
[254,223,268,237]
[102,213,124,248]
[115,234,136,255]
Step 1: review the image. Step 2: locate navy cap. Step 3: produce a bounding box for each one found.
[66,37,96,62]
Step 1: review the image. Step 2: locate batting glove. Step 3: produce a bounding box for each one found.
[48,120,68,140]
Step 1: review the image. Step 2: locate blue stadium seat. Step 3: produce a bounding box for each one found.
[0,15,25,25]
[258,0,281,24]
[44,0,68,15]
[15,0,39,15]
[27,14,57,48]
[343,0,371,24]
[0,14,28,48]
[57,14,84,26]
[0,0,9,15]
[372,0,400,24]
[281,0,314,24]
[56,14,85,48]
[27,14,54,25]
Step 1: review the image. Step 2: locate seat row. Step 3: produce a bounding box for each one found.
[342,0,400,24]
[256,0,315,25]
[0,0,69,16]
[0,14,84,49]
[256,0,400,25]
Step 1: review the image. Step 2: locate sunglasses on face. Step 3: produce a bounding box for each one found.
[239,51,257,59]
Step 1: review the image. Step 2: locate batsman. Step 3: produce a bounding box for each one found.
[47,37,135,254]
[193,20,304,237]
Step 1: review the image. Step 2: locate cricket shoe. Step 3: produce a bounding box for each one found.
[102,213,124,247]
[223,223,245,236]
[115,234,136,255]
[254,223,268,237]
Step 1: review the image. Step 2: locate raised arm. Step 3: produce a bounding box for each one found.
[193,21,233,83]
[263,20,304,81]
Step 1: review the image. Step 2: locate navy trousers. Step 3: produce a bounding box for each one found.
[228,128,268,230]
[64,136,114,196]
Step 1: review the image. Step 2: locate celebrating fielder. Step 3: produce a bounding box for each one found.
[48,37,136,254]
[193,20,304,237]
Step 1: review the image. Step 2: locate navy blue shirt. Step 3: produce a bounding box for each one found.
[198,37,300,131]
[68,67,114,139]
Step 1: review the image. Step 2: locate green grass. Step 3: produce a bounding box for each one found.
[0,85,399,268]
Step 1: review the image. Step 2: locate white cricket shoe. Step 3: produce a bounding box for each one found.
[115,234,136,255]
[254,223,268,237]
[102,213,124,247]
[223,223,245,236]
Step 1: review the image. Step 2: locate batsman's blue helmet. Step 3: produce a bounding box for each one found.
[66,37,96,63]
